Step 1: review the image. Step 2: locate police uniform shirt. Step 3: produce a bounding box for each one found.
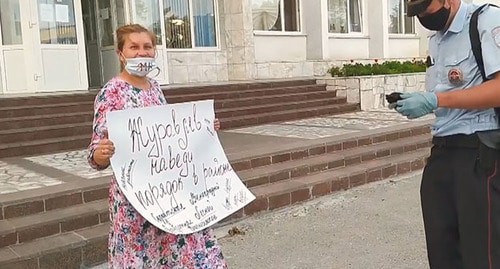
[427,2,500,144]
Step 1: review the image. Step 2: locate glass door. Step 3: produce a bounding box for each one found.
[0,0,33,93]
[82,0,127,87]
[82,0,101,88]
[32,0,88,92]
[98,0,120,83]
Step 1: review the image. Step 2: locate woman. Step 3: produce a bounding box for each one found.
[88,24,227,269]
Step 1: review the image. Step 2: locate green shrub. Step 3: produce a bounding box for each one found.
[328,60,426,77]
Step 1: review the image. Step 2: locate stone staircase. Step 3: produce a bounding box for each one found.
[0,120,432,268]
[0,79,358,158]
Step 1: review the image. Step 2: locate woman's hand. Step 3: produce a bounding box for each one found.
[214,118,221,131]
[93,138,115,166]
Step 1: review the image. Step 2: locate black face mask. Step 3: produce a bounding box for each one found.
[417,5,451,31]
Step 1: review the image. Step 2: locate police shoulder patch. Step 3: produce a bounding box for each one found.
[493,26,500,48]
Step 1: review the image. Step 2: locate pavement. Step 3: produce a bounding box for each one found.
[218,171,428,269]
[90,171,428,269]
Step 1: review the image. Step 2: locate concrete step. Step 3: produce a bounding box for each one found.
[214,90,338,109]
[220,103,360,129]
[0,101,94,119]
[0,79,317,109]
[0,123,91,144]
[0,180,108,220]
[0,149,430,269]
[0,223,108,269]
[238,134,431,188]
[0,89,334,131]
[163,79,318,96]
[0,92,95,108]
[241,148,430,218]
[166,84,327,103]
[0,80,337,158]
[0,123,430,221]
[229,123,430,171]
[216,97,347,118]
[0,112,93,130]
[0,135,90,158]
[0,131,431,248]
[0,200,108,248]
[0,101,355,154]
[0,79,317,107]
[0,102,360,157]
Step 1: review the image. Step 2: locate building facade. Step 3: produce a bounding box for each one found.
[0,0,496,94]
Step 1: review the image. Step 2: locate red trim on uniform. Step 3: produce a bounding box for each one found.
[487,161,498,269]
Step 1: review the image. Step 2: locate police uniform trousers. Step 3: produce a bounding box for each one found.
[422,134,500,269]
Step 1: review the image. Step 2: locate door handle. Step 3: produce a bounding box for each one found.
[29,21,37,28]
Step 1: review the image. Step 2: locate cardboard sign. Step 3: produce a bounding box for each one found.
[107,100,255,234]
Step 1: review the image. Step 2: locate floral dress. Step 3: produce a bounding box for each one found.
[87,77,228,269]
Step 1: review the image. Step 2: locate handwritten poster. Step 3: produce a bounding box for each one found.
[107,100,255,235]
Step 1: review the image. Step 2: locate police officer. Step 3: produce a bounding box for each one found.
[393,0,500,268]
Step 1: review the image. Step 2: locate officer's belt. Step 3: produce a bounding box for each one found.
[432,134,480,148]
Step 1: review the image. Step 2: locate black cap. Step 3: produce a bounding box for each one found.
[407,0,433,17]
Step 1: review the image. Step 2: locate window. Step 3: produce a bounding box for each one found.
[38,0,77,44]
[98,0,113,47]
[0,0,23,45]
[328,0,362,33]
[388,0,415,34]
[81,0,97,43]
[163,0,217,49]
[134,0,162,45]
[252,0,300,32]
[116,0,127,28]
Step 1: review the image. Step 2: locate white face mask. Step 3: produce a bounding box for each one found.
[123,56,159,77]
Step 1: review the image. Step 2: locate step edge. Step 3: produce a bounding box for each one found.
[238,133,432,180]
[0,111,93,122]
[220,102,359,123]
[214,89,336,103]
[226,119,433,163]
[165,85,327,100]
[163,80,320,93]
[0,134,90,149]
[165,82,323,93]
[216,96,347,113]
[0,223,108,266]
[1,200,108,235]
[0,180,109,209]
[0,123,92,136]
[0,101,94,112]
[249,147,430,198]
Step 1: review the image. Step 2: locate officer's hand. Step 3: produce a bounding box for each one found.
[388,102,398,110]
[395,92,437,119]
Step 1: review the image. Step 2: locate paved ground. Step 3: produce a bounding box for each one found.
[91,171,428,269]
[218,171,428,269]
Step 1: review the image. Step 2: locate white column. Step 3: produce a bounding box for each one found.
[368,0,389,58]
[222,0,256,81]
[303,0,329,60]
